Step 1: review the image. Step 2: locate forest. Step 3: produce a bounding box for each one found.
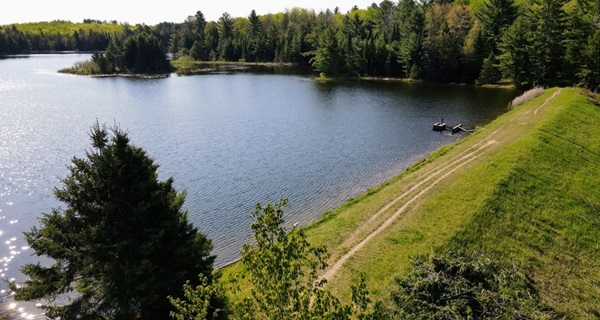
[2,0,599,89]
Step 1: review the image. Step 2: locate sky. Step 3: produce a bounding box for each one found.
[1,0,379,25]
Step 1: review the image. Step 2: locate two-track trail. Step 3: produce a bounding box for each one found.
[321,88,562,283]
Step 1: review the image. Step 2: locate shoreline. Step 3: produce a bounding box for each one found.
[38,52,513,88]
[219,88,573,300]
[89,73,170,79]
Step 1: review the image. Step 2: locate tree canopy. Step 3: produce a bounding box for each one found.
[170,199,380,320]
[11,122,216,319]
[3,1,600,89]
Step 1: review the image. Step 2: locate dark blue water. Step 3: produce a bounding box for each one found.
[0,54,518,315]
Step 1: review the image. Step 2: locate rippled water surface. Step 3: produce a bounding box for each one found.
[0,54,518,312]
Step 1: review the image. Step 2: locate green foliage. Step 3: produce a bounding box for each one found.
[580,29,600,91]
[309,27,345,77]
[398,0,425,78]
[4,20,125,37]
[529,0,568,86]
[477,53,502,84]
[61,32,169,75]
[563,1,594,83]
[236,199,331,319]
[475,0,518,54]
[422,4,477,82]
[4,3,600,85]
[11,122,216,319]
[498,16,534,87]
[173,199,380,319]
[169,274,227,320]
[121,32,170,73]
[0,21,128,53]
[388,251,556,319]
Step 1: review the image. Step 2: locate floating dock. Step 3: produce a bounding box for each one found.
[433,121,447,131]
[433,118,446,131]
[451,124,463,133]
[432,119,465,134]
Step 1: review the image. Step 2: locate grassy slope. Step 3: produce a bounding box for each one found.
[223,88,599,318]
[315,88,599,316]
[445,90,600,318]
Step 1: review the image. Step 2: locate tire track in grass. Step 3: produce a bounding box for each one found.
[322,141,496,282]
[321,89,563,283]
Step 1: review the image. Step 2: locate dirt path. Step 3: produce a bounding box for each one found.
[321,88,563,283]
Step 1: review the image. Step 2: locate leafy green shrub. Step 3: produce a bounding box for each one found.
[388,251,557,319]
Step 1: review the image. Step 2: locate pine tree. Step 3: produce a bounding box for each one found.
[309,27,345,77]
[498,16,534,87]
[564,0,594,84]
[529,0,568,86]
[477,53,502,84]
[11,123,216,319]
[475,0,518,55]
[397,0,425,78]
[580,29,600,92]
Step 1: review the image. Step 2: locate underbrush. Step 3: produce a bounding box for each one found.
[59,60,101,75]
[509,86,545,108]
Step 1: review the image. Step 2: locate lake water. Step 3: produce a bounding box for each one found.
[0,54,518,312]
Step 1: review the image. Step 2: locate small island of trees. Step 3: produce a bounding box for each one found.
[60,32,171,76]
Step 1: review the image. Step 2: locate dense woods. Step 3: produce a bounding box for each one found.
[2,0,599,89]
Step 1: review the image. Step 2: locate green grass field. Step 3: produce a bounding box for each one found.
[222,88,599,318]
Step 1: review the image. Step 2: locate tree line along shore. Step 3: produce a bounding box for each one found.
[1,0,599,90]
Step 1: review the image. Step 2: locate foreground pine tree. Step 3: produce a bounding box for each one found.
[11,122,215,319]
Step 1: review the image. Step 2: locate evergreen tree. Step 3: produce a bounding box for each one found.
[563,0,594,84]
[188,11,208,60]
[91,49,109,73]
[580,29,600,91]
[498,16,534,87]
[309,27,344,77]
[341,14,363,76]
[194,11,207,41]
[529,0,568,86]
[121,32,170,73]
[104,40,122,72]
[249,10,261,36]
[477,53,502,84]
[397,0,425,78]
[475,0,518,55]
[11,123,216,319]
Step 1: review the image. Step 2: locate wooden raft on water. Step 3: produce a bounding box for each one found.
[432,118,465,134]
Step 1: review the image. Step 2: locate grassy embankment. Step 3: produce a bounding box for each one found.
[223,87,599,318]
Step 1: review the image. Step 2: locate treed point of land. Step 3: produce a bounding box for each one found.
[1,0,599,91]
